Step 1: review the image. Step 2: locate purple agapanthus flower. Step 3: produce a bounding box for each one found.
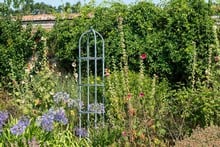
[53,92,70,104]
[67,99,75,108]
[37,110,54,131]
[37,108,69,131]
[53,92,84,110]
[10,117,30,135]
[75,127,88,138]
[88,103,105,114]
[0,111,9,126]
[0,111,9,134]
[76,99,84,109]
[53,108,68,125]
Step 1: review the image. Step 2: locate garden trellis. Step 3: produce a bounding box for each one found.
[78,28,105,137]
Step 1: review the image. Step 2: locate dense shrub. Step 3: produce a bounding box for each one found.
[0,90,22,117]
[0,18,47,89]
[175,125,220,146]
[164,86,220,144]
[47,0,214,85]
[0,19,33,85]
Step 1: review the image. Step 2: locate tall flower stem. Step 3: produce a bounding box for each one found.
[206,45,213,85]
[213,25,220,54]
[191,42,197,90]
[118,16,133,143]
[212,25,220,86]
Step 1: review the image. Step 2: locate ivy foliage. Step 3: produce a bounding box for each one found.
[48,0,214,85]
[163,0,214,83]
[0,17,47,88]
[0,0,215,86]
[0,19,33,83]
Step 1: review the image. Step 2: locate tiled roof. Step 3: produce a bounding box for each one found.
[21,13,81,22]
[22,14,55,21]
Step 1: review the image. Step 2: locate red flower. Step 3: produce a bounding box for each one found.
[139,92,144,97]
[140,53,147,60]
[126,93,132,100]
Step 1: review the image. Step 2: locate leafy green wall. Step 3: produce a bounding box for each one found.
[48,0,215,85]
[0,0,216,87]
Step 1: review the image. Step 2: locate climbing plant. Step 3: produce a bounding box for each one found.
[47,0,214,85]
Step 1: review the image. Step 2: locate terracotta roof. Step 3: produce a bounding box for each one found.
[22,14,55,21]
[21,13,81,22]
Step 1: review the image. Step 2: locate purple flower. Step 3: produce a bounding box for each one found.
[0,111,9,133]
[88,103,105,114]
[53,92,84,110]
[54,108,68,125]
[67,99,84,109]
[37,111,54,131]
[67,99,75,108]
[37,108,69,131]
[75,127,88,137]
[0,111,9,126]
[10,117,30,135]
[74,99,84,109]
[53,92,70,104]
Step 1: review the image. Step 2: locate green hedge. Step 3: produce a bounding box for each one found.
[0,0,216,86]
[47,0,215,85]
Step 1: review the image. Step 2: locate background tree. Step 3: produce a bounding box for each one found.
[31,2,56,14]
[21,0,34,14]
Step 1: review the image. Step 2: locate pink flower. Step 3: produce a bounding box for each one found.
[214,56,220,62]
[139,92,144,97]
[127,93,132,100]
[105,72,110,77]
[122,131,127,137]
[140,53,147,60]
[105,68,110,77]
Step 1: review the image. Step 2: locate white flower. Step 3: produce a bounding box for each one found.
[74,73,78,80]
[53,63,57,67]
[72,62,76,68]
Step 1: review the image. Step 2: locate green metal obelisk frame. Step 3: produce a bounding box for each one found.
[78,28,105,137]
